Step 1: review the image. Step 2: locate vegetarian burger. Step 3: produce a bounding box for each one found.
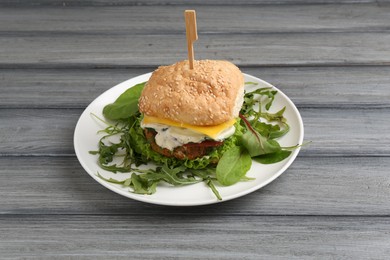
[138,59,244,162]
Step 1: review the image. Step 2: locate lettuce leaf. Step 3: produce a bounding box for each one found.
[129,116,244,169]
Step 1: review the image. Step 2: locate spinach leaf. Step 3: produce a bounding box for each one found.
[103,82,146,120]
[240,130,281,157]
[239,114,281,157]
[253,150,292,164]
[216,146,252,186]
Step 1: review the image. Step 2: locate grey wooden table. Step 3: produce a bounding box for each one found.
[1,0,390,259]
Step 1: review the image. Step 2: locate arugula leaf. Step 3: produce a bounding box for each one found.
[240,86,290,140]
[250,121,289,140]
[161,165,201,185]
[216,146,252,186]
[245,81,259,85]
[189,168,216,179]
[206,179,222,201]
[131,174,158,195]
[103,82,146,120]
[189,168,222,200]
[261,107,287,123]
[97,172,126,184]
[269,123,290,139]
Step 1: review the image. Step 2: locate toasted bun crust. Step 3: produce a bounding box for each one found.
[138,60,244,126]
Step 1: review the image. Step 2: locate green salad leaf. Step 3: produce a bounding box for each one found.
[239,114,281,157]
[103,82,146,120]
[216,146,252,186]
[253,150,292,164]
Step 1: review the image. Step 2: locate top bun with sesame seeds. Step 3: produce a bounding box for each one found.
[138,59,245,126]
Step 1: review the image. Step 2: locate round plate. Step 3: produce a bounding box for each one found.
[74,73,304,206]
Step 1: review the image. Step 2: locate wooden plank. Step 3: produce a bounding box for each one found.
[1,215,390,259]
[2,33,390,67]
[1,4,390,34]
[0,68,152,108]
[1,66,390,109]
[0,156,389,215]
[0,108,389,156]
[1,0,389,7]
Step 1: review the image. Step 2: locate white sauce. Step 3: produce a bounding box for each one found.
[141,122,236,151]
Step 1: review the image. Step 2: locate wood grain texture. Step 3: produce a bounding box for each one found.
[1,4,390,34]
[1,2,390,258]
[2,0,390,7]
[0,156,389,215]
[1,215,390,259]
[1,66,390,109]
[2,33,390,68]
[0,68,152,108]
[1,108,389,156]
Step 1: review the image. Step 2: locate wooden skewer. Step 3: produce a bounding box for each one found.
[184,10,198,69]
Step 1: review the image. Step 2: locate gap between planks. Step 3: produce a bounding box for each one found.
[0,1,389,7]
[2,63,390,70]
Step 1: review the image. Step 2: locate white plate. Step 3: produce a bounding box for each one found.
[74,73,304,206]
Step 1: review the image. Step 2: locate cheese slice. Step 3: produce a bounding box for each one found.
[142,115,236,139]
